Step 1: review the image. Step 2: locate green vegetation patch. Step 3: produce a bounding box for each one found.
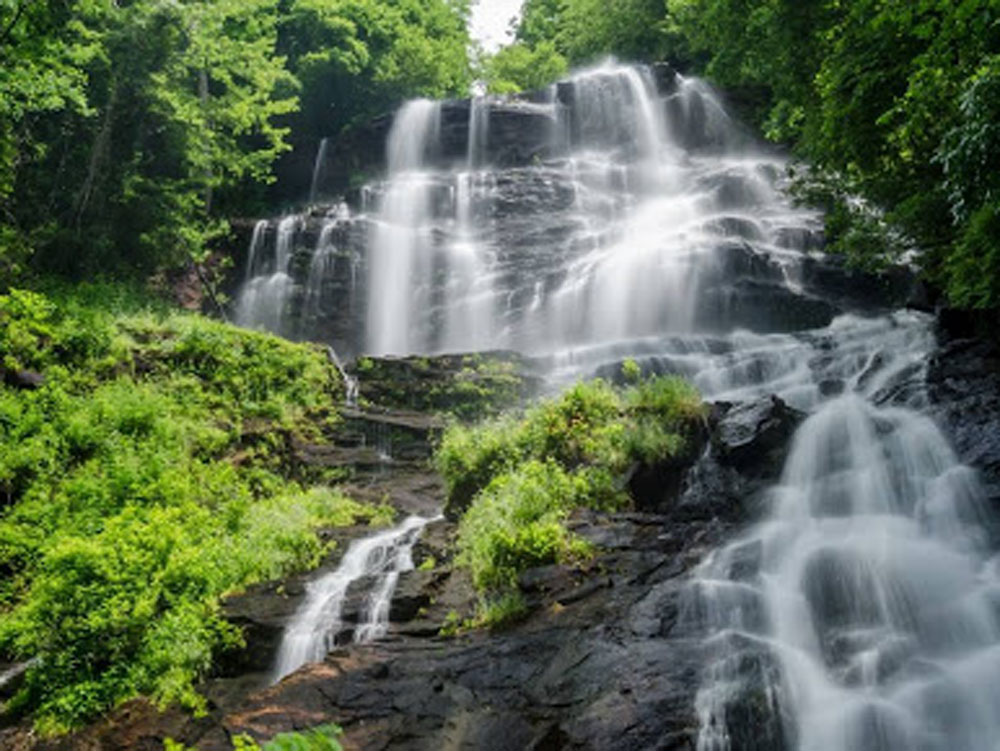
[354,352,532,421]
[167,723,343,751]
[0,283,386,733]
[436,369,705,626]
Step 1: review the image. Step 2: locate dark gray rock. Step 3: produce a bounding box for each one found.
[927,334,1000,517]
[1,370,44,389]
[389,569,443,622]
[202,512,723,751]
[713,395,803,476]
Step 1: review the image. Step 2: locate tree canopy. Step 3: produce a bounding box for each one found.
[0,0,472,281]
[4,0,1000,311]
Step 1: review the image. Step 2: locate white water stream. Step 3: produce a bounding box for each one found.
[273,516,430,682]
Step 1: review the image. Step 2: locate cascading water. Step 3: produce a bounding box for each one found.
[309,137,330,205]
[237,203,355,340]
[236,61,1000,746]
[244,219,267,281]
[365,99,441,355]
[235,215,298,335]
[272,516,430,682]
[684,309,1000,751]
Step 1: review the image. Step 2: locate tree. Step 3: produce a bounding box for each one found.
[1,0,474,281]
[481,41,567,94]
[272,0,473,197]
[0,0,103,278]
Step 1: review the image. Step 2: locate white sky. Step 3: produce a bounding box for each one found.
[469,0,524,52]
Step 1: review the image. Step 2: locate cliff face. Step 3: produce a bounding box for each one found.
[227,62,916,360]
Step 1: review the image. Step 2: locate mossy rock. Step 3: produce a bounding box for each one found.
[352,351,539,421]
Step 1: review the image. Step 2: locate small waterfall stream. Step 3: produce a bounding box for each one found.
[309,137,330,205]
[236,60,1000,747]
[273,516,430,682]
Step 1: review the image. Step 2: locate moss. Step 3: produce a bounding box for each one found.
[352,352,532,421]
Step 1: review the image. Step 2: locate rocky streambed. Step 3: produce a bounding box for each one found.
[4,322,999,751]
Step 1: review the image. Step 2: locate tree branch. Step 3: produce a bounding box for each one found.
[0,1,30,50]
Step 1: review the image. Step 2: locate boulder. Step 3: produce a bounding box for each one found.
[388,569,441,622]
[713,396,803,477]
[927,334,1000,517]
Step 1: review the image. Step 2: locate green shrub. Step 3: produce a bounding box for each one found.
[621,358,642,384]
[437,376,704,517]
[0,284,381,733]
[625,374,704,424]
[259,724,343,751]
[477,591,530,629]
[442,375,703,621]
[457,460,593,592]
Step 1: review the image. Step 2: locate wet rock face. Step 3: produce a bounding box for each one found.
[699,633,793,751]
[713,395,804,477]
[195,513,728,751]
[927,333,1000,509]
[627,396,803,523]
[353,351,541,421]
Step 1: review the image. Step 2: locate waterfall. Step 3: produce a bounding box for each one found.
[366,99,442,355]
[439,95,497,352]
[274,215,297,275]
[309,137,330,205]
[238,61,805,361]
[238,65,1000,747]
[235,215,299,336]
[245,220,267,281]
[468,95,490,168]
[272,516,430,682]
[692,337,1000,751]
[567,63,665,162]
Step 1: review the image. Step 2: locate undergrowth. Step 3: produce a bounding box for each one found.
[166,723,343,751]
[0,283,387,733]
[436,368,704,626]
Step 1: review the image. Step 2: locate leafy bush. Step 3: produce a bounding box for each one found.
[626,373,703,423]
[440,374,703,621]
[0,284,383,732]
[457,460,594,592]
[437,376,703,517]
[481,41,568,94]
[257,725,343,751]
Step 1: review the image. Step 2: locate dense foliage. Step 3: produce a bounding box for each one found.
[0,283,390,732]
[480,40,568,95]
[479,0,668,93]
[436,373,704,624]
[0,0,472,281]
[667,0,1000,309]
